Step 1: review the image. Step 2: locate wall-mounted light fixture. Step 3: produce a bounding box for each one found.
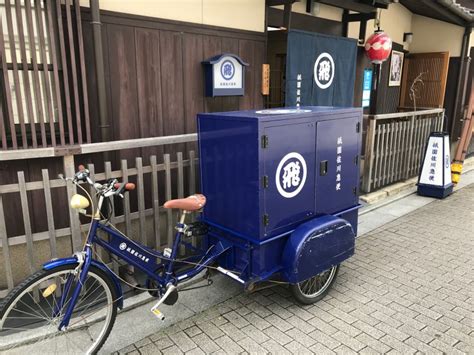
[403,32,413,43]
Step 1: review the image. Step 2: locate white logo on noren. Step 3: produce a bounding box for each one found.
[314,52,335,89]
[119,242,127,250]
[276,152,307,198]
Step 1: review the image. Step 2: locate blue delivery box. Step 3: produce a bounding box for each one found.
[198,107,362,287]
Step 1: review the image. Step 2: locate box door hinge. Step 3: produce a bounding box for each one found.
[262,175,269,188]
[261,135,269,148]
[356,121,361,133]
[263,214,269,226]
[353,187,357,195]
[354,155,359,165]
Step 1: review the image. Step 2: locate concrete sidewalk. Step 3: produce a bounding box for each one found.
[106,173,474,354]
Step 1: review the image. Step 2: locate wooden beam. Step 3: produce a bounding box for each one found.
[315,0,380,13]
[342,12,377,22]
[266,0,297,7]
[342,9,349,37]
[283,1,293,30]
[418,0,466,26]
[0,133,198,161]
[359,0,390,9]
[359,19,368,43]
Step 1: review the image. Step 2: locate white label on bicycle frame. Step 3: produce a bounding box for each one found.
[119,242,150,263]
[177,274,188,281]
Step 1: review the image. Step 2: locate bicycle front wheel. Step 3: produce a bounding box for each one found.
[0,264,118,354]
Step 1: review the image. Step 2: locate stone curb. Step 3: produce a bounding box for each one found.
[360,156,474,205]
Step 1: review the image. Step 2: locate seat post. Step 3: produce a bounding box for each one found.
[179,211,187,225]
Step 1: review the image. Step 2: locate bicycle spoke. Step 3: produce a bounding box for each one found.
[38,283,57,315]
[15,300,51,322]
[8,306,50,322]
[297,266,337,298]
[69,299,108,328]
[68,299,111,328]
[77,291,107,319]
[1,316,44,320]
[1,326,47,331]
[25,292,51,320]
[74,280,102,310]
[1,267,115,353]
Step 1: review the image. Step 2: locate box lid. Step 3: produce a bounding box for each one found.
[198,106,361,122]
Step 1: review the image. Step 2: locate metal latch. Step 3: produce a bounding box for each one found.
[320,160,328,176]
[262,175,269,188]
[356,122,361,133]
[261,135,269,148]
[263,214,269,226]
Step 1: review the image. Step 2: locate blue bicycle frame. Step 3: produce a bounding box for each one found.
[47,216,229,330]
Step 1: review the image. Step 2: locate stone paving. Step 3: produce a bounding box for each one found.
[117,185,474,354]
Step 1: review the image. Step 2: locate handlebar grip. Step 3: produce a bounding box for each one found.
[113,182,136,191]
[125,183,136,191]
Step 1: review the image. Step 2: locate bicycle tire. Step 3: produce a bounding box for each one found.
[0,264,118,354]
[290,265,339,305]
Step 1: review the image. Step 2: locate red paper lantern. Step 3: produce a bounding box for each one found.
[365,31,392,64]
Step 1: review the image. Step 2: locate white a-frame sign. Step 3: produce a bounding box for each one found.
[417,132,453,199]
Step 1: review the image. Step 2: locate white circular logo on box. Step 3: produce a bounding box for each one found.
[314,52,335,89]
[119,242,127,250]
[275,152,307,198]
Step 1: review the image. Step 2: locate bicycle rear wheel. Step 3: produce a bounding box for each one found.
[290,265,339,304]
[0,264,118,354]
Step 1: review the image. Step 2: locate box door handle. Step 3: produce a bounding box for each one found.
[320,160,328,176]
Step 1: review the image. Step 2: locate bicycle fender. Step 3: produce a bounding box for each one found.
[281,215,355,284]
[43,257,124,309]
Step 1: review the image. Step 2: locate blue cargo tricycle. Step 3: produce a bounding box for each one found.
[0,107,361,354]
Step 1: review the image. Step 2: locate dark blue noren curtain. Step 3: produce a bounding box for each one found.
[285,30,357,107]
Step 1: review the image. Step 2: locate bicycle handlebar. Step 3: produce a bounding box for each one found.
[69,165,134,198]
[113,182,136,194]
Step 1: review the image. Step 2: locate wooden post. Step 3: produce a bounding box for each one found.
[405,115,416,179]
[42,169,57,259]
[369,63,381,115]
[63,154,82,251]
[150,155,161,249]
[454,83,473,162]
[0,195,14,290]
[362,117,376,193]
[136,157,146,246]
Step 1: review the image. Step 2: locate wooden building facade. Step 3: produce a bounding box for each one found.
[1,1,473,238]
[0,1,266,238]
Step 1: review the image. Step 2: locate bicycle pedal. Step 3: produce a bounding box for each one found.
[151,307,165,321]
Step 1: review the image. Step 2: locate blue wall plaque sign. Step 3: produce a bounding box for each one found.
[202,53,248,97]
[362,69,372,108]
